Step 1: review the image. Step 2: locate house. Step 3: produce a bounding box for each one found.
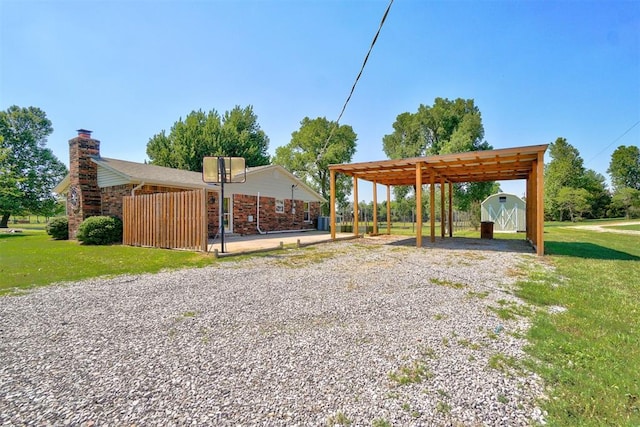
[480,192,526,232]
[54,130,325,240]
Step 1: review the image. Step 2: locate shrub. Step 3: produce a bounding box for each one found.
[77,216,123,245]
[46,217,69,240]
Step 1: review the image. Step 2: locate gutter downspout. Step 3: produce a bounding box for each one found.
[256,192,266,234]
[131,182,145,196]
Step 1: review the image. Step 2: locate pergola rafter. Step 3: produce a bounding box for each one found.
[328,144,548,256]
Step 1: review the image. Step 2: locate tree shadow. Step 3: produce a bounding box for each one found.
[544,241,640,261]
[0,232,28,240]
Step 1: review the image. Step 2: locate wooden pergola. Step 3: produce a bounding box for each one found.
[328,144,548,256]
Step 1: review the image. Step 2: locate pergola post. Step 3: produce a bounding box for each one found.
[430,172,436,243]
[448,182,453,237]
[353,176,359,237]
[415,163,423,248]
[440,176,445,239]
[373,181,378,235]
[526,171,533,243]
[386,184,391,235]
[536,151,545,255]
[330,169,336,240]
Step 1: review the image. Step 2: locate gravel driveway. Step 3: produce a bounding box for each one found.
[1,236,546,426]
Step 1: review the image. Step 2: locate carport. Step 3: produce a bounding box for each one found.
[328,144,548,256]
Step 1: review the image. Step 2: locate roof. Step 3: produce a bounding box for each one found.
[95,157,213,189]
[329,144,548,186]
[53,158,326,202]
[481,192,526,204]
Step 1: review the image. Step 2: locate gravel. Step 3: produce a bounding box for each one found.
[0,236,547,426]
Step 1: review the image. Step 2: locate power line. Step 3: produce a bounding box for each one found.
[318,0,394,162]
[584,119,640,166]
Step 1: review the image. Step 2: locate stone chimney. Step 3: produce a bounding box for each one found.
[68,129,101,239]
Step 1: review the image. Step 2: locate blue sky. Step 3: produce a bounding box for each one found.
[1,0,639,201]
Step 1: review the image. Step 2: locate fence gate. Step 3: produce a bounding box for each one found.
[123,189,208,251]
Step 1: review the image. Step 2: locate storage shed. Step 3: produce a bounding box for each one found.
[481,192,526,232]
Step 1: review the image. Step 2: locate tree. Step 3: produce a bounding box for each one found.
[610,187,640,219]
[580,169,610,219]
[544,137,586,220]
[146,105,270,171]
[0,106,67,228]
[544,137,614,220]
[608,145,640,191]
[556,187,591,222]
[273,117,357,215]
[382,97,494,210]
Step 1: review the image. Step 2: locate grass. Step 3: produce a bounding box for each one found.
[0,229,214,293]
[436,401,451,414]
[517,221,640,426]
[429,277,467,289]
[488,353,523,375]
[272,246,332,268]
[488,299,533,320]
[388,361,432,386]
[604,223,640,231]
[326,411,351,426]
[466,290,490,299]
[457,338,482,350]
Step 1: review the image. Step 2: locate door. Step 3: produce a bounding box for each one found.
[223,197,232,233]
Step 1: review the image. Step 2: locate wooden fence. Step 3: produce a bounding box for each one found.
[123,189,208,251]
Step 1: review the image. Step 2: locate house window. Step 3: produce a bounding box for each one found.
[499,196,507,203]
[303,201,310,222]
[275,199,284,213]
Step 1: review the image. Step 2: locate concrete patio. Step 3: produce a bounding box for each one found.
[207,230,355,255]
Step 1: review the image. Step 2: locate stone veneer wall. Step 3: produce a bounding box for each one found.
[232,194,320,235]
[67,136,101,239]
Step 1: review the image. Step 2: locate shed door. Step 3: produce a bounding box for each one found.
[488,203,518,231]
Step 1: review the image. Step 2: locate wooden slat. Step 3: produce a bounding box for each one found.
[122,190,207,252]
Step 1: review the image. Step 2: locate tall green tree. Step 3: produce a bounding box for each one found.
[544,137,611,220]
[0,106,67,228]
[556,187,591,222]
[382,97,494,210]
[610,187,640,219]
[608,145,640,191]
[273,117,357,215]
[383,97,487,159]
[580,169,610,219]
[146,105,270,171]
[544,137,586,220]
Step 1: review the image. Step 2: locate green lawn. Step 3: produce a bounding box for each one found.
[517,221,640,426]
[0,229,214,293]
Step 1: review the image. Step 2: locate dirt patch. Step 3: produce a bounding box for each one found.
[568,221,640,235]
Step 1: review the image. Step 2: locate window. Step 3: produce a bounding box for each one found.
[303,201,310,222]
[499,196,507,203]
[275,199,284,214]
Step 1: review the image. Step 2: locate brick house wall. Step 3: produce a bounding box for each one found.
[232,194,320,235]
